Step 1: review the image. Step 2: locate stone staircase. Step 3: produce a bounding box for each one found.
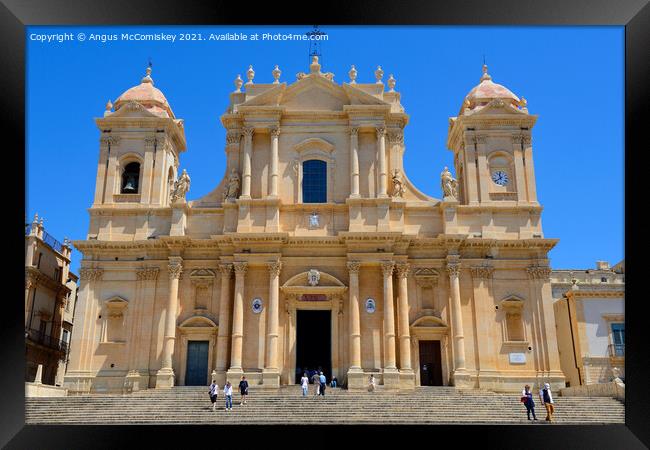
[25,385,624,425]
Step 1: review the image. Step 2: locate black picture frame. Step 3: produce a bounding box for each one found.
[4,0,647,447]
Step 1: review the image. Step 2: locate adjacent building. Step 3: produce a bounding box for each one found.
[65,58,566,394]
[25,214,78,386]
[552,260,625,387]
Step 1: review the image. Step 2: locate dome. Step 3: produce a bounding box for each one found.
[113,66,175,118]
[460,65,522,115]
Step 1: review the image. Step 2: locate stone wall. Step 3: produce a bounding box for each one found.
[560,380,625,403]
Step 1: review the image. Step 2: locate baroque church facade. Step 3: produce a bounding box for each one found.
[64,57,565,394]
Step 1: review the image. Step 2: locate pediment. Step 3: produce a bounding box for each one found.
[282,270,345,288]
[499,294,526,311]
[294,137,335,154]
[281,77,349,111]
[190,269,216,278]
[342,83,392,106]
[179,315,217,328]
[237,83,286,107]
[104,296,128,310]
[411,314,448,328]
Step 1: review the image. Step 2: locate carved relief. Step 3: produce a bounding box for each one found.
[136,267,160,281]
[79,268,104,281]
[470,266,494,279]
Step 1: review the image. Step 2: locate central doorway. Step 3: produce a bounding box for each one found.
[295,310,331,384]
[185,340,209,386]
[419,340,443,386]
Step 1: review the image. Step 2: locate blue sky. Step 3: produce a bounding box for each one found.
[26,26,624,275]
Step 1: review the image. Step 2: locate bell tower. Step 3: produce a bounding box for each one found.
[447,65,538,206]
[92,66,187,211]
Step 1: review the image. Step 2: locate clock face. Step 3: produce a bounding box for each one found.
[491,170,509,186]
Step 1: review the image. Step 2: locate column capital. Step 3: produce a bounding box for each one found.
[144,135,158,147]
[226,132,241,145]
[526,265,551,280]
[168,260,183,280]
[267,261,283,277]
[395,262,410,279]
[242,126,255,138]
[349,126,359,136]
[381,261,395,277]
[470,265,494,279]
[79,268,104,281]
[375,126,386,139]
[445,262,461,277]
[233,261,248,276]
[100,135,120,146]
[347,261,361,274]
[218,263,233,276]
[136,267,160,281]
[388,130,404,145]
[269,126,281,137]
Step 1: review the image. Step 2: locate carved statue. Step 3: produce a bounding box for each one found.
[391,169,406,198]
[440,166,458,199]
[223,168,240,201]
[170,169,191,203]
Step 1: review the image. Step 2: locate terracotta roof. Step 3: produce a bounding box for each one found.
[113,67,174,118]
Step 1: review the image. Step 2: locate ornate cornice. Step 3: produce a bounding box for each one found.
[381,261,395,277]
[395,263,410,279]
[268,261,283,277]
[347,261,361,274]
[136,267,159,281]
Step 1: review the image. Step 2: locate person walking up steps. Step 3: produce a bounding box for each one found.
[239,376,249,405]
[224,381,233,411]
[319,372,327,396]
[301,372,309,397]
[539,383,555,422]
[521,384,537,421]
[368,374,376,392]
[208,379,219,411]
[312,371,321,396]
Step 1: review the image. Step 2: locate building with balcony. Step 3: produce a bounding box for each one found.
[551,260,625,387]
[25,214,78,386]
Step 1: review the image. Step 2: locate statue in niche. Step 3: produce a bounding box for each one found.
[223,168,240,201]
[440,166,458,199]
[170,169,191,203]
[391,169,406,198]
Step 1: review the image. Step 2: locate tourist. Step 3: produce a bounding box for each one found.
[319,371,327,396]
[330,376,338,388]
[209,379,219,411]
[224,381,233,411]
[521,384,537,421]
[312,371,321,396]
[539,382,555,422]
[239,375,249,405]
[368,374,376,392]
[301,372,309,397]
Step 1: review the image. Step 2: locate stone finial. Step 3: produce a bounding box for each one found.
[480,64,492,82]
[142,65,154,84]
[349,65,358,84]
[520,97,527,107]
[310,55,321,73]
[32,213,39,226]
[39,217,44,226]
[387,74,396,92]
[106,99,113,111]
[246,65,255,85]
[375,66,384,84]
[234,74,243,92]
[272,65,281,84]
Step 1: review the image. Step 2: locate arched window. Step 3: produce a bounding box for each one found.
[121,162,140,194]
[302,159,327,203]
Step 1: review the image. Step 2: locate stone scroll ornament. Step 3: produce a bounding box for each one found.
[223,168,241,201]
[170,169,191,203]
[440,166,458,199]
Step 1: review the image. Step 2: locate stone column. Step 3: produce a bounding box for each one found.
[470,266,497,385]
[25,276,36,325]
[522,134,538,203]
[346,261,364,388]
[447,256,470,387]
[349,127,360,198]
[241,127,254,198]
[474,134,490,203]
[228,262,247,374]
[263,261,282,386]
[381,261,399,388]
[269,127,280,197]
[376,127,388,197]
[215,263,233,384]
[156,257,182,388]
[396,263,413,371]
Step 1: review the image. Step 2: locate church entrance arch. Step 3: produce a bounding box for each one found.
[280,270,347,386]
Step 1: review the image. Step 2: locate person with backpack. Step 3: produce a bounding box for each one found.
[521,384,537,421]
[239,375,249,405]
[300,372,309,397]
[539,382,555,422]
[224,380,233,411]
[208,379,219,411]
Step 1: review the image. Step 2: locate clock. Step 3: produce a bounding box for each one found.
[491,170,509,186]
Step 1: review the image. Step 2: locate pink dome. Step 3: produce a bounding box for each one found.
[113,67,175,118]
[460,65,521,114]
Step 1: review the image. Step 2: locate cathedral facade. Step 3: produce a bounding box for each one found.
[64,57,565,394]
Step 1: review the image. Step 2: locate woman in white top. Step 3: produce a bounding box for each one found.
[224,381,233,411]
[300,373,309,397]
[368,374,376,392]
